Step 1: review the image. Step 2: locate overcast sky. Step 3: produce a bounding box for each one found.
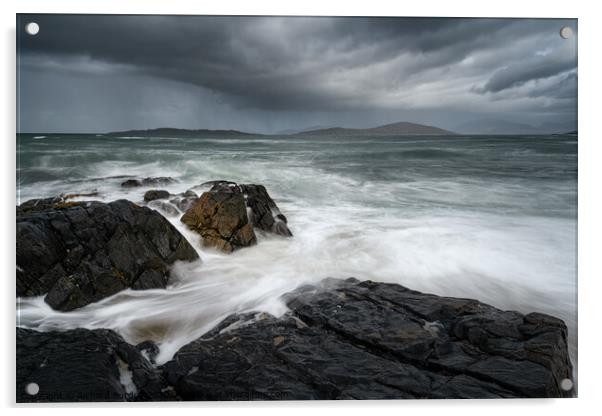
[17,15,577,134]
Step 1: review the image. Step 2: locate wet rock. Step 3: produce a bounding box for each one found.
[17,327,170,402]
[180,185,257,253]
[17,198,199,311]
[144,190,171,202]
[121,177,176,188]
[121,179,142,188]
[180,181,291,252]
[239,184,292,237]
[163,278,573,399]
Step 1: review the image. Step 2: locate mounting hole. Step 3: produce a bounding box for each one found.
[25,382,39,395]
[560,378,573,391]
[25,22,39,36]
[560,26,572,39]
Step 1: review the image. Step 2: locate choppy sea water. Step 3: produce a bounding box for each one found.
[16,133,577,368]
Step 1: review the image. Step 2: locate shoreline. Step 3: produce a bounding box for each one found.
[16,184,576,400]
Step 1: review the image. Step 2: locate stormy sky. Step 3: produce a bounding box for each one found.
[17,15,577,134]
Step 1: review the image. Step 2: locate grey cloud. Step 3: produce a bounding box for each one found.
[477,49,576,93]
[17,14,578,133]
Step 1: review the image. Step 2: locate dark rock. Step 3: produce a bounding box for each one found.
[121,177,176,188]
[180,184,257,253]
[17,327,171,402]
[121,179,142,188]
[144,190,171,202]
[17,199,199,311]
[163,278,573,399]
[239,184,292,237]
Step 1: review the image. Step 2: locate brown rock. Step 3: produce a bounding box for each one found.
[181,188,257,253]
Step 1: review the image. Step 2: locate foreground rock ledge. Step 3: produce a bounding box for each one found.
[16,198,199,311]
[16,278,573,401]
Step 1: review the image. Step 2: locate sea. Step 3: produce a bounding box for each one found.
[16,133,578,368]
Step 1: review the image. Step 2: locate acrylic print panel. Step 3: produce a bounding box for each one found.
[16,14,577,402]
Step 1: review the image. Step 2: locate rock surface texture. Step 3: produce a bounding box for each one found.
[17,328,171,402]
[239,184,293,237]
[16,198,199,311]
[17,278,574,401]
[180,182,291,253]
[163,278,574,400]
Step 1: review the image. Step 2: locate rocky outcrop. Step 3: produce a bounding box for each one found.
[121,177,176,188]
[16,198,199,311]
[17,328,171,402]
[240,184,292,237]
[16,278,574,401]
[180,184,257,253]
[180,182,291,253]
[144,190,171,202]
[163,278,574,399]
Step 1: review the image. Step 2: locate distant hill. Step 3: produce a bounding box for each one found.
[107,122,454,138]
[107,127,253,137]
[295,121,455,137]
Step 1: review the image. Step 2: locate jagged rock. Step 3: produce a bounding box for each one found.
[121,177,177,188]
[16,198,199,311]
[180,182,291,252]
[180,184,257,252]
[162,278,574,400]
[239,184,292,237]
[144,190,171,202]
[16,327,171,402]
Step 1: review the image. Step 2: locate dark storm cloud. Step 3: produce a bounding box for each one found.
[476,47,576,93]
[17,14,577,133]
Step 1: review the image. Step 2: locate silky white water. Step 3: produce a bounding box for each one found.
[16,134,577,366]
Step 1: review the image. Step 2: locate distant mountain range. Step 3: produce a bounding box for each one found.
[295,122,455,136]
[106,120,575,138]
[108,122,455,138]
[107,127,253,137]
